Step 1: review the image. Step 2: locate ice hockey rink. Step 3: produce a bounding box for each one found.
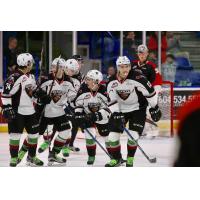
[0,131,177,167]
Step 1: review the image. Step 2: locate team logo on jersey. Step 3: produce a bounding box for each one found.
[51,90,63,103]
[88,102,101,113]
[111,82,118,88]
[116,89,131,100]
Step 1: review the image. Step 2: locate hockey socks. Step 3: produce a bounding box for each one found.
[109,140,121,160]
[127,139,137,157]
[86,139,96,157]
[52,130,71,154]
[27,134,39,158]
[9,133,21,166]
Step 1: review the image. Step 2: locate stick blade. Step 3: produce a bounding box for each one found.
[149,157,157,163]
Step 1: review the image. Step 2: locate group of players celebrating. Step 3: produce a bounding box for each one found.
[1,44,162,167]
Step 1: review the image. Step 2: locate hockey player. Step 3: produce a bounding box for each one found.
[60,58,81,157]
[67,54,85,152]
[37,58,80,157]
[132,44,163,137]
[37,57,77,165]
[57,54,84,155]
[74,70,111,165]
[17,57,66,162]
[39,57,77,164]
[132,44,162,96]
[105,56,161,167]
[1,53,43,167]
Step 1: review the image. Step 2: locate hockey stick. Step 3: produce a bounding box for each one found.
[84,128,112,159]
[97,96,157,163]
[123,128,156,163]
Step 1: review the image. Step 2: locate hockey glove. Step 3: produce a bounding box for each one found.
[149,105,162,122]
[64,106,74,121]
[75,112,86,126]
[40,95,51,105]
[112,112,125,124]
[2,104,16,121]
[85,112,103,123]
[32,88,46,98]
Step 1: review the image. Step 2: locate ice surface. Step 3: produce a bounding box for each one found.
[0,132,176,167]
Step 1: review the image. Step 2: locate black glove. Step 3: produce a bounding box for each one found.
[85,112,103,123]
[64,106,74,120]
[40,95,51,105]
[112,112,125,124]
[32,88,46,99]
[2,104,16,121]
[33,88,51,105]
[75,112,86,126]
[149,105,162,122]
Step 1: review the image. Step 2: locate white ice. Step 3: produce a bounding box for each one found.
[0,132,177,167]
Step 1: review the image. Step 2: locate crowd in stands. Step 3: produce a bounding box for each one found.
[123,31,200,87]
[3,32,200,87]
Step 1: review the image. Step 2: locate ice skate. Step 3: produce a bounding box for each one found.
[10,157,18,167]
[26,156,44,167]
[48,151,66,166]
[38,141,50,153]
[87,156,95,165]
[62,146,70,157]
[105,159,121,167]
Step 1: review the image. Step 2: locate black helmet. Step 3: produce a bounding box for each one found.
[72,54,83,61]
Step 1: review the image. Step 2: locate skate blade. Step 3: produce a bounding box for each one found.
[47,159,66,167]
[27,162,44,167]
[47,162,66,167]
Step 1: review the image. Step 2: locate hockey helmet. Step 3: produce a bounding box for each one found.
[17,53,34,67]
[85,70,103,84]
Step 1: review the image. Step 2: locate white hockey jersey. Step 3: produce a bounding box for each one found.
[75,83,110,124]
[1,70,36,115]
[40,74,77,118]
[107,69,158,113]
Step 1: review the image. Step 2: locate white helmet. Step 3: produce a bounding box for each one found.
[65,59,79,74]
[137,44,148,53]
[17,53,34,67]
[116,56,130,67]
[86,70,103,84]
[51,57,66,68]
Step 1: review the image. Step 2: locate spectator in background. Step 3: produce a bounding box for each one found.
[148,51,158,65]
[148,32,167,63]
[104,65,116,82]
[166,32,181,54]
[161,54,177,82]
[123,31,138,60]
[4,37,19,76]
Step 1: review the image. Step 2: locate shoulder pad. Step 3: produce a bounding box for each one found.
[3,73,22,94]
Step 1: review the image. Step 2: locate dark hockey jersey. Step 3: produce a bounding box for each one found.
[107,69,157,113]
[132,60,162,86]
[75,83,110,124]
[1,69,36,115]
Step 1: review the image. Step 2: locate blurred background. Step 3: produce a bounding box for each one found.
[2,31,200,86]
